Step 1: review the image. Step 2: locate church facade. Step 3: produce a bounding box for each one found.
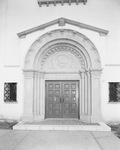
[0,0,120,123]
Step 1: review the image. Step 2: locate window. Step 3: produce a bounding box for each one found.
[109,82,120,102]
[4,83,17,102]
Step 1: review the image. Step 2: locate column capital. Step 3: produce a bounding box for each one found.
[33,70,39,77]
[79,71,85,79]
[85,68,91,74]
[79,68,91,76]
[39,71,45,78]
[79,69,85,74]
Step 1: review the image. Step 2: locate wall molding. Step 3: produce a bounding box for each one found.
[105,64,120,67]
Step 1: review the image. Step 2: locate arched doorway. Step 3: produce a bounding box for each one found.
[23,29,102,122]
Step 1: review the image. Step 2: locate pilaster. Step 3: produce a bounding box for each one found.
[22,70,34,122]
[79,69,91,122]
[34,72,45,121]
[81,71,85,115]
[90,69,103,122]
[40,72,45,119]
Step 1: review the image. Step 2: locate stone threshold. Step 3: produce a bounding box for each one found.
[13,119,111,131]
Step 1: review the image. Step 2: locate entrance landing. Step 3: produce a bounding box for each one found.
[13,119,111,131]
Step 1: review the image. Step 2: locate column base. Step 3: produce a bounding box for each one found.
[80,115,91,123]
[33,114,45,122]
[80,114,103,123]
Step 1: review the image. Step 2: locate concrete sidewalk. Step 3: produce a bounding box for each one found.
[0,130,120,150]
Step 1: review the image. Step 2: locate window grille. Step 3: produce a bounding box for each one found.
[109,82,120,102]
[4,83,17,102]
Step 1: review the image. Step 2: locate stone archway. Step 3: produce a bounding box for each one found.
[23,29,102,122]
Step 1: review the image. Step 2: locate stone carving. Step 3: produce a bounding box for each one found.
[90,46,98,55]
[40,46,85,69]
[29,48,34,52]
[36,39,42,44]
[72,30,77,36]
[92,46,96,51]
[95,58,101,63]
[25,60,30,64]
[24,29,102,71]
[54,55,69,68]
[44,52,78,71]
[60,29,64,34]
[58,18,66,26]
[25,53,31,64]
[47,32,52,37]
[82,36,88,42]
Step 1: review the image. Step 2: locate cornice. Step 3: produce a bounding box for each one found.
[17,18,109,38]
[37,0,87,7]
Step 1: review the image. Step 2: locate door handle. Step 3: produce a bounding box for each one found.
[60,98,62,103]
[61,97,64,103]
[62,97,64,103]
[60,97,63,103]
[59,97,64,103]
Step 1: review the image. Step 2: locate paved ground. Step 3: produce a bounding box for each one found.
[0,130,120,150]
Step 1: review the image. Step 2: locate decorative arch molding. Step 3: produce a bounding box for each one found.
[40,44,86,70]
[35,40,90,71]
[23,29,103,123]
[24,29,101,71]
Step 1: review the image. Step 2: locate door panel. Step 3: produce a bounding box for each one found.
[46,81,62,118]
[45,81,79,118]
[63,82,78,118]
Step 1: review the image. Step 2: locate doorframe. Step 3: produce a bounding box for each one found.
[22,29,103,123]
[45,80,80,119]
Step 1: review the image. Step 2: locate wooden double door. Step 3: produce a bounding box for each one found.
[45,81,79,118]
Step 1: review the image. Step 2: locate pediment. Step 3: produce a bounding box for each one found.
[17,17,109,38]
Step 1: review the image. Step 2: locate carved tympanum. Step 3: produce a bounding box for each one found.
[40,46,85,69]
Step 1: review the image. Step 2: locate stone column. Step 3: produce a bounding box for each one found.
[39,72,45,120]
[90,69,103,122]
[33,71,42,122]
[22,70,34,122]
[84,71,88,115]
[79,70,89,122]
[81,71,85,115]
[79,69,92,122]
[33,71,45,121]
[37,72,40,115]
[86,69,91,122]
[33,71,38,115]
[79,74,82,116]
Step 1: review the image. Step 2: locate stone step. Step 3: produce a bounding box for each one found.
[13,121,111,131]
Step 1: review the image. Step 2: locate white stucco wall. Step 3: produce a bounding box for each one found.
[0,0,120,122]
